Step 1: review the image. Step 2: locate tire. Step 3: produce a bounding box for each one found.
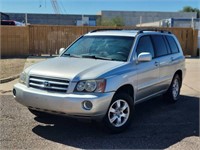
[103,93,134,133]
[28,108,51,118]
[165,74,181,103]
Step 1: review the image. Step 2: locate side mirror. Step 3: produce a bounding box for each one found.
[138,52,152,62]
[59,48,65,55]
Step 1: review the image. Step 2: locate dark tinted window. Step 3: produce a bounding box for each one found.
[163,36,171,54]
[166,36,179,53]
[151,35,168,57]
[136,36,155,57]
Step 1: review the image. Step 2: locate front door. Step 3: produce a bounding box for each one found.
[135,35,160,101]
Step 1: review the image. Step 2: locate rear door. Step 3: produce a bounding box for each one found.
[151,34,174,91]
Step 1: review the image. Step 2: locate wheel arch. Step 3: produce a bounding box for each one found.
[114,84,134,100]
[174,70,183,87]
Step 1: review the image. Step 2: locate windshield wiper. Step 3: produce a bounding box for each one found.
[81,55,113,60]
[63,53,81,58]
[64,54,125,61]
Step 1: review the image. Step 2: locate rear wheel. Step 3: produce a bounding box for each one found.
[165,74,181,102]
[103,93,134,133]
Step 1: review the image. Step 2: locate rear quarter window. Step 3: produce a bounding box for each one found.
[166,36,179,53]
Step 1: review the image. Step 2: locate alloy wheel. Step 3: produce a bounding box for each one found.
[108,99,130,127]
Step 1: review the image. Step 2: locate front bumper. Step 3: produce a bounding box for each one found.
[13,83,114,119]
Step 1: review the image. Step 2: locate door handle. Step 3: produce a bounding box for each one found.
[171,57,174,62]
[154,61,159,66]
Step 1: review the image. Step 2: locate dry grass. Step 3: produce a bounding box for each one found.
[0,58,27,79]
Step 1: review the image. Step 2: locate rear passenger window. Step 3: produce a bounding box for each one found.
[151,35,168,57]
[166,36,179,53]
[136,36,155,58]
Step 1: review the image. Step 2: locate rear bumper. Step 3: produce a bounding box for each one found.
[13,83,114,119]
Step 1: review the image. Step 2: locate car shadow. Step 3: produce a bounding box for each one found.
[32,95,199,149]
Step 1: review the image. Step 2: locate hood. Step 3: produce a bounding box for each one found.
[26,57,125,80]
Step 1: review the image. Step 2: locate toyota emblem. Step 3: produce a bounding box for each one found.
[44,81,50,87]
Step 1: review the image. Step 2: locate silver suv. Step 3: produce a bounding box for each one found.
[13,29,186,133]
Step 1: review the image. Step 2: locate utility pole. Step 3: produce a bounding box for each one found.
[25,13,28,25]
[191,17,194,29]
[140,16,142,27]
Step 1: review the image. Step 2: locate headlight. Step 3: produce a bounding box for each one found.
[85,80,97,92]
[75,79,106,92]
[76,81,86,91]
[19,72,27,84]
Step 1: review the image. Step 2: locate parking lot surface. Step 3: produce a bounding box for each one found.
[0,58,199,149]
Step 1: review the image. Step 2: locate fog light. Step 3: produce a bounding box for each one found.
[82,100,93,110]
[13,89,16,97]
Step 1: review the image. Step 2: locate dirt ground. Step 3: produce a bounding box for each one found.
[0,58,27,79]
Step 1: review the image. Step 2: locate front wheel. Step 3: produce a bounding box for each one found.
[103,93,134,133]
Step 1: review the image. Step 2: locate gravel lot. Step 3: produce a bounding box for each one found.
[0,58,199,149]
[0,58,26,79]
[0,94,199,149]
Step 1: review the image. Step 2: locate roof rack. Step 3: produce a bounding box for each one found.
[89,28,122,33]
[137,29,171,34]
[88,28,171,35]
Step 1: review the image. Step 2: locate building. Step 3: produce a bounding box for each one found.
[3,11,197,26]
[0,12,10,20]
[6,13,100,26]
[100,10,197,26]
[136,18,200,29]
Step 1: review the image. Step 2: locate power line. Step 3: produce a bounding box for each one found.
[51,0,61,14]
[59,0,67,14]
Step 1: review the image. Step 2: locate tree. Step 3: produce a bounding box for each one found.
[112,17,125,27]
[97,16,125,27]
[181,6,200,18]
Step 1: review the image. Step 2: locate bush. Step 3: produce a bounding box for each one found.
[97,16,125,27]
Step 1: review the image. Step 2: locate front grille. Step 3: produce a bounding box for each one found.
[29,76,69,93]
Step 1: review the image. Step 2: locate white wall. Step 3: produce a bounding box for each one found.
[136,21,161,27]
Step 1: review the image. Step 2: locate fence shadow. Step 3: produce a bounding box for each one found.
[32,95,199,149]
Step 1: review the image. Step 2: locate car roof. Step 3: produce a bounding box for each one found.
[85,29,172,37]
[85,30,138,37]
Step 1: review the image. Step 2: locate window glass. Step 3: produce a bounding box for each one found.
[136,36,155,58]
[166,36,179,53]
[163,36,171,54]
[63,36,134,61]
[151,35,168,57]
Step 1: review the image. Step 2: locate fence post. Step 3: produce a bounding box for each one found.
[192,29,198,56]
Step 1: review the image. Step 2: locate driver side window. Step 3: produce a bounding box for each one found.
[136,36,155,58]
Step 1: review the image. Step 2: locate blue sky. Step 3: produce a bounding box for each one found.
[0,0,199,15]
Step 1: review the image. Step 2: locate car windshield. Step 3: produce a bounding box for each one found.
[62,36,134,61]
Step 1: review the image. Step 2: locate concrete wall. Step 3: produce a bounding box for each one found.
[101,11,197,26]
[136,20,161,27]
[172,19,200,29]
[6,13,100,26]
[136,18,200,29]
